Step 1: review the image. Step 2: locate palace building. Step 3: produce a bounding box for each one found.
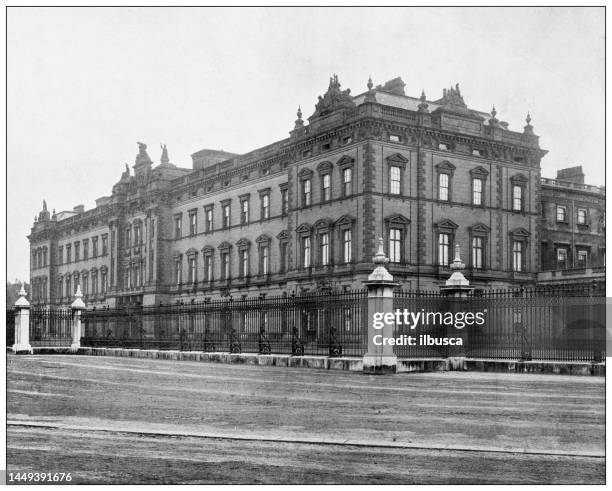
[27,75,604,307]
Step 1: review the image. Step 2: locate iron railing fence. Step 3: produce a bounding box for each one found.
[393,284,605,361]
[81,290,369,357]
[29,306,72,347]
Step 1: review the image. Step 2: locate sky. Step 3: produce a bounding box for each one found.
[6,6,605,282]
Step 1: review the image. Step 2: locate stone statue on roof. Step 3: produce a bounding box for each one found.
[160,143,169,164]
[310,74,356,119]
[135,142,152,166]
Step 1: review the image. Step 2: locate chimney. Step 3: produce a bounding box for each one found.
[73,204,85,214]
[556,166,585,185]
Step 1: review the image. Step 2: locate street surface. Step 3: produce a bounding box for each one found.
[7,354,605,484]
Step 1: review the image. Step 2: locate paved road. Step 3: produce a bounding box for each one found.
[7,354,605,484]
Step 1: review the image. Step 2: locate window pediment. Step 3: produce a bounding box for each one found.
[336,155,355,168]
[298,168,313,179]
[186,247,198,257]
[386,153,409,169]
[236,238,251,249]
[510,227,530,238]
[470,166,489,178]
[470,223,491,235]
[314,218,333,230]
[296,223,313,234]
[201,245,215,255]
[435,160,456,175]
[317,161,333,173]
[218,241,232,252]
[334,214,356,227]
[434,218,458,231]
[255,234,272,245]
[276,230,291,241]
[385,213,410,226]
[510,173,528,184]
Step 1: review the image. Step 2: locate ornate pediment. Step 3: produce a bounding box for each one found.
[295,223,312,234]
[201,245,215,255]
[218,241,232,251]
[469,166,489,178]
[309,74,356,119]
[510,227,531,238]
[298,168,313,179]
[335,214,355,227]
[276,230,291,241]
[510,173,528,184]
[385,213,410,225]
[317,161,333,173]
[336,155,355,168]
[186,247,198,256]
[314,218,333,230]
[434,218,459,231]
[435,160,456,175]
[386,153,409,169]
[434,84,466,108]
[470,223,491,235]
[235,238,251,249]
[255,234,272,244]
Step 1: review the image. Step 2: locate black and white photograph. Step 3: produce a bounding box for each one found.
[4,5,607,485]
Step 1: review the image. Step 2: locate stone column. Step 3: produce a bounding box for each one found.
[70,284,86,351]
[362,238,398,374]
[440,245,473,359]
[12,284,32,354]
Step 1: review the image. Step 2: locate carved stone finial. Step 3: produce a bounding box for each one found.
[526,111,531,125]
[450,244,465,270]
[367,75,373,91]
[523,111,534,135]
[71,283,86,309]
[294,105,304,129]
[491,105,497,118]
[160,143,169,164]
[15,282,30,307]
[418,89,429,113]
[373,236,389,265]
[366,236,395,283]
[42,200,47,211]
[420,90,426,101]
[297,105,302,120]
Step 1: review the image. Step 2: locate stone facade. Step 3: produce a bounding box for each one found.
[30,75,574,306]
[538,166,605,285]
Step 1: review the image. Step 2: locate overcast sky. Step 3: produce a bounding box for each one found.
[7,6,604,282]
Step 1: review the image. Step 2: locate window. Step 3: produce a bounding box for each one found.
[221,252,230,280]
[188,256,197,283]
[175,258,182,285]
[204,254,213,281]
[58,278,63,299]
[556,247,568,269]
[556,205,567,222]
[342,168,352,196]
[240,250,249,278]
[189,211,197,235]
[66,276,71,298]
[322,174,331,201]
[281,188,288,216]
[577,249,588,268]
[390,166,401,195]
[389,228,402,263]
[150,219,155,239]
[222,204,231,228]
[174,215,182,239]
[260,245,269,274]
[342,229,352,263]
[82,275,88,295]
[512,185,523,211]
[261,193,270,220]
[83,240,89,260]
[102,235,108,255]
[134,225,141,244]
[205,206,213,232]
[302,179,311,206]
[279,241,288,273]
[101,270,107,293]
[302,236,311,268]
[577,208,587,225]
[512,241,523,272]
[92,271,98,295]
[126,227,132,247]
[43,249,47,267]
[438,233,450,266]
[439,173,449,201]
[66,244,71,263]
[473,178,483,206]
[320,232,329,266]
[92,238,98,257]
[74,242,80,261]
[240,198,249,224]
[472,237,483,269]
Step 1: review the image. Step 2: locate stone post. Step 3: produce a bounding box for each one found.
[362,237,398,374]
[12,283,32,354]
[440,245,473,359]
[70,284,86,351]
